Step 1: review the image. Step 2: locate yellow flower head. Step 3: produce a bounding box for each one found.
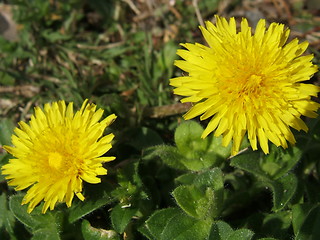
[2,99,117,213]
[170,16,320,156]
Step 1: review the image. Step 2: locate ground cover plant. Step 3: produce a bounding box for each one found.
[1,0,320,239]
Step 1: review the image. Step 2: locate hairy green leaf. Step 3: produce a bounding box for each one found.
[110,204,137,234]
[68,181,114,223]
[208,221,233,240]
[82,220,119,240]
[173,168,224,220]
[145,208,181,239]
[160,213,212,240]
[9,195,61,239]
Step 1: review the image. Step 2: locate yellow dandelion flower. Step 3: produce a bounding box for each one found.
[1,99,117,213]
[170,16,320,156]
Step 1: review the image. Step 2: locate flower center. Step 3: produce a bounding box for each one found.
[48,152,63,170]
[245,74,262,89]
[239,74,263,97]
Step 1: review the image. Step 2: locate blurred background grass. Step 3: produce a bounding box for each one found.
[0,0,319,140]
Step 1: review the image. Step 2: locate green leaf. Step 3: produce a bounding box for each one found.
[0,194,16,238]
[145,208,181,240]
[231,145,301,180]
[194,168,224,218]
[206,136,232,159]
[208,221,254,240]
[261,146,302,179]
[173,185,208,219]
[160,212,212,240]
[68,181,115,223]
[173,168,224,219]
[180,151,223,172]
[231,149,298,211]
[174,121,211,170]
[0,118,14,145]
[295,207,320,240]
[257,238,278,240]
[193,168,224,191]
[208,221,233,240]
[143,145,187,170]
[175,173,198,185]
[147,121,229,171]
[230,151,270,180]
[138,224,155,240]
[173,121,226,170]
[111,160,148,204]
[110,204,137,234]
[9,195,39,229]
[31,228,61,240]
[9,195,61,239]
[292,203,315,235]
[174,121,207,155]
[227,229,254,240]
[261,211,292,239]
[294,204,320,239]
[269,173,297,212]
[158,41,178,78]
[0,153,11,181]
[81,220,119,240]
